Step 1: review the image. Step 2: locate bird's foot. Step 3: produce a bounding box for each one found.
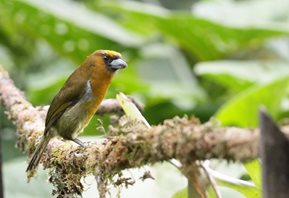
[71,138,85,147]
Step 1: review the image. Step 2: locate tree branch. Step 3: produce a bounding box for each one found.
[0,66,281,197]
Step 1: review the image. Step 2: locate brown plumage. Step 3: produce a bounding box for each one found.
[26,50,127,174]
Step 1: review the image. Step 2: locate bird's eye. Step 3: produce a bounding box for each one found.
[103,55,109,62]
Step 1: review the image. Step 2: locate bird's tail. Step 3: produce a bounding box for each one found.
[26,136,50,174]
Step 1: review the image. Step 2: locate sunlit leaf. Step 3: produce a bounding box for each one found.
[244,160,261,189]
[116,92,151,127]
[215,76,289,127]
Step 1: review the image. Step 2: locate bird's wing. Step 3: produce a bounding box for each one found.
[44,71,87,135]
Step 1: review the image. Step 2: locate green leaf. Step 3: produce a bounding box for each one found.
[215,76,289,127]
[244,160,261,188]
[157,15,289,60]
[217,179,259,198]
[106,1,289,60]
[0,0,143,63]
[116,92,150,127]
[172,187,187,198]
[195,61,289,91]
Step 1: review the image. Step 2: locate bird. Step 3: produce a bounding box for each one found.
[26,50,127,173]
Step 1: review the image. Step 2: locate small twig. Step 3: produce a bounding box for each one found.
[206,167,255,187]
[200,162,222,198]
[186,167,207,198]
[96,97,143,115]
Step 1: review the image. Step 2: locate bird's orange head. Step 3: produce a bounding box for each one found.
[82,50,127,76]
[75,50,127,105]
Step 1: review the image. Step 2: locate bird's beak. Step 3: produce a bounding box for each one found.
[109,58,128,70]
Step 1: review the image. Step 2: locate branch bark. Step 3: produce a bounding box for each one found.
[0,66,280,197]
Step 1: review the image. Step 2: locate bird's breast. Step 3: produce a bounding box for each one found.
[56,80,105,139]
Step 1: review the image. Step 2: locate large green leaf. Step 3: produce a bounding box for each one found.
[0,0,143,63]
[105,1,289,60]
[215,76,289,127]
[156,15,287,60]
[195,61,289,97]
[195,61,289,86]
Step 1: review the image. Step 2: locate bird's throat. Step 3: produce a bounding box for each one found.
[90,74,113,110]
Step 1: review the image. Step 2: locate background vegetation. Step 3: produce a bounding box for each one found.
[1,0,289,197]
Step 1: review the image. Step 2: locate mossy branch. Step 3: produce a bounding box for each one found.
[0,66,280,197]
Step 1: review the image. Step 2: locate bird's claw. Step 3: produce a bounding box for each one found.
[72,138,85,147]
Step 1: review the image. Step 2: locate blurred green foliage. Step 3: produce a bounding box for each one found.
[1,0,289,197]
